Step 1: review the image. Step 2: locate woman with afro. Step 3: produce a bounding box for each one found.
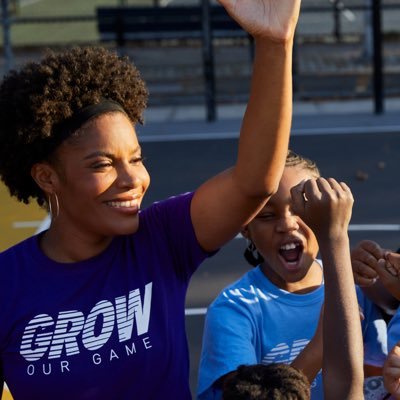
[0,0,301,398]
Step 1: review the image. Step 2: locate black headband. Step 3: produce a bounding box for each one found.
[39,99,127,162]
[57,99,126,140]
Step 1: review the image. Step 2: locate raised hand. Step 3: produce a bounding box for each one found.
[290,177,353,241]
[218,0,301,41]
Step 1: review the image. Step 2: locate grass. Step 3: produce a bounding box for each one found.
[1,0,158,46]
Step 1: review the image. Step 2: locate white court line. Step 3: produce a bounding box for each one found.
[138,124,400,142]
[230,224,400,239]
[11,218,400,319]
[185,307,207,316]
[13,220,44,228]
[349,224,400,231]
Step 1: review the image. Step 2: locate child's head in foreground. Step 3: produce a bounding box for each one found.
[222,363,310,400]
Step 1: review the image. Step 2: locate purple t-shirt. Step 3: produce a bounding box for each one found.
[0,192,210,399]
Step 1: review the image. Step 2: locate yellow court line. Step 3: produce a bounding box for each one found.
[0,183,46,252]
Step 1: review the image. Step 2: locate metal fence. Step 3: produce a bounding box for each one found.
[1,0,400,120]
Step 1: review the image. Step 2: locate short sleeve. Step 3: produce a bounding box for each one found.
[197,295,259,400]
[139,192,217,282]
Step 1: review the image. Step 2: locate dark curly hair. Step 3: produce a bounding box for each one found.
[223,363,310,400]
[0,46,148,206]
[244,149,320,267]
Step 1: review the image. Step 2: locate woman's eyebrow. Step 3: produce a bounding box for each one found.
[83,146,142,161]
[83,151,114,160]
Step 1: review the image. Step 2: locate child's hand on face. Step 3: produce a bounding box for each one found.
[384,342,400,399]
[351,240,384,287]
[290,177,353,241]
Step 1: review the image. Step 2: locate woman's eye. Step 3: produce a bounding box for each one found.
[131,156,146,165]
[92,162,112,169]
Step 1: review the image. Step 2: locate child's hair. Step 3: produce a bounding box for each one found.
[222,363,310,400]
[0,47,148,207]
[285,149,320,178]
[244,149,320,267]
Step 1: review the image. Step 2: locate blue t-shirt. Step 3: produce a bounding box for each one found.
[197,264,387,400]
[0,192,210,400]
[387,307,400,352]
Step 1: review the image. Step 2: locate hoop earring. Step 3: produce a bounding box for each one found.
[48,193,60,220]
[244,239,264,267]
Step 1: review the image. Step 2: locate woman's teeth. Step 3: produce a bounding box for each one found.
[107,200,136,208]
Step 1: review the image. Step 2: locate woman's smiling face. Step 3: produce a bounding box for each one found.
[50,111,150,240]
[244,165,320,292]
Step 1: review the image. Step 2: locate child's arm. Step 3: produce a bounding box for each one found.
[384,342,400,399]
[291,177,364,400]
[191,0,300,252]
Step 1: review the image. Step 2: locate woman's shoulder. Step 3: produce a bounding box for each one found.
[138,192,195,237]
[140,192,194,218]
[0,234,36,260]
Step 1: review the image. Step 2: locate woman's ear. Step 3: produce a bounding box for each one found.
[31,162,59,194]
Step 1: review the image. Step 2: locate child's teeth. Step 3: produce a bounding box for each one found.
[280,243,297,251]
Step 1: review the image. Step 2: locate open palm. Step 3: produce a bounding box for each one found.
[218,0,301,41]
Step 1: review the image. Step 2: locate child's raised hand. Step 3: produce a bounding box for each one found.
[384,342,400,399]
[217,0,301,41]
[290,177,353,241]
[351,240,384,287]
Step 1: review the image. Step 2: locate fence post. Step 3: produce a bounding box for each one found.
[1,0,14,74]
[372,0,384,114]
[201,0,216,122]
[333,0,342,42]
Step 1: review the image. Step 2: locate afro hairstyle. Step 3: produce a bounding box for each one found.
[0,46,148,206]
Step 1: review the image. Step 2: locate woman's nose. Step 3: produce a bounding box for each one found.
[117,163,147,189]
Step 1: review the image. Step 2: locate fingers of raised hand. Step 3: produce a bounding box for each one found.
[315,177,354,206]
[387,252,400,271]
[217,0,301,41]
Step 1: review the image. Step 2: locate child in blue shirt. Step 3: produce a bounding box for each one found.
[198,151,387,400]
